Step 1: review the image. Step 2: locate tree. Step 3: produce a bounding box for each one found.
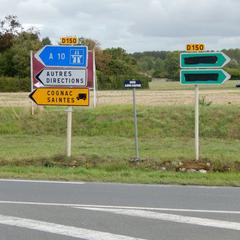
[164,51,180,81]
[96,47,150,89]
[0,14,52,92]
[0,15,22,52]
[41,37,51,46]
[11,30,43,77]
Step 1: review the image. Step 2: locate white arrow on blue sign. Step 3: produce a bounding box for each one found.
[35,45,88,68]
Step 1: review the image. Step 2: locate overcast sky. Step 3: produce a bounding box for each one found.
[0,0,239,53]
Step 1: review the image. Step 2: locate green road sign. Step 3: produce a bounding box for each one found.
[180,52,230,68]
[180,69,231,85]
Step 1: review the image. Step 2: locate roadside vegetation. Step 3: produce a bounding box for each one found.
[0,105,240,185]
[0,15,240,185]
[0,15,240,92]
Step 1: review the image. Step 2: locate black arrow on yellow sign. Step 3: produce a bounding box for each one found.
[29,87,89,106]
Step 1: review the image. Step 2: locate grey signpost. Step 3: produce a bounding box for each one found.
[124,80,142,161]
[33,44,89,157]
[180,51,231,161]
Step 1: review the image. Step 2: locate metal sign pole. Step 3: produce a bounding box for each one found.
[66,106,73,157]
[195,84,199,161]
[180,48,231,161]
[132,88,140,161]
[93,48,97,108]
[30,39,89,159]
[30,50,34,115]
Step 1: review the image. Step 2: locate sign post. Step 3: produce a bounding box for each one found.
[124,80,142,161]
[29,40,88,158]
[66,107,73,157]
[93,48,97,108]
[132,87,139,161]
[180,49,231,161]
[195,84,199,161]
[30,50,35,115]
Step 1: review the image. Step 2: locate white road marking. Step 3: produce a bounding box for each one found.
[0,200,239,214]
[77,207,240,231]
[0,179,85,184]
[0,214,146,240]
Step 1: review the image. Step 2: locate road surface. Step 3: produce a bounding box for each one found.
[0,179,239,240]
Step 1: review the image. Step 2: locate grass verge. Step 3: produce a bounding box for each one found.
[0,166,240,186]
[0,105,240,186]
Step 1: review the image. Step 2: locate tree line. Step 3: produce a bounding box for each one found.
[0,15,239,92]
[132,49,240,81]
[0,15,149,92]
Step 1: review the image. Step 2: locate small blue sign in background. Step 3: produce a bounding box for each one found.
[124,80,142,88]
[36,45,88,68]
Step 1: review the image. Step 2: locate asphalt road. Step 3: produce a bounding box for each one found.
[0,179,239,240]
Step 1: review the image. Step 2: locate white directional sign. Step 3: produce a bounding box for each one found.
[35,69,87,86]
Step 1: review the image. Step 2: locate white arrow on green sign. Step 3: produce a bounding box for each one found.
[180,52,230,68]
[180,69,231,85]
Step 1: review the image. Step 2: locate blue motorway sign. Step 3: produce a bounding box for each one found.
[35,45,88,68]
[124,80,142,88]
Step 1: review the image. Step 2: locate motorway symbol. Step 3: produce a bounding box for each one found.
[35,45,88,68]
[35,69,87,86]
[180,52,230,68]
[180,69,231,85]
[124,80,142,88]
[29,87,89,106]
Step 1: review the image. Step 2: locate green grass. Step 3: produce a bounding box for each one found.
[0,135,240,164]
[1,105,240,139]
[0,105,240,185]
[0,166,240,186]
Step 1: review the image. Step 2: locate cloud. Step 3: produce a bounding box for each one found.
[129,0,240,37]
[0,0,240,52]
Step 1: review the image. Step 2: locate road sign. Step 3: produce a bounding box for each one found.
[180,52,230,68]
[180,69,231,85]
[124,80,142,88]
[29,87,89,106]
[186,43,205,52]
[60,37,79,45]
[35,69,87,86]
[35,45,88,68]
[32,51,94,89]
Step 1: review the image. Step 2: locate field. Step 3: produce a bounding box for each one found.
[0,80,240,185]
[1,80,240,107]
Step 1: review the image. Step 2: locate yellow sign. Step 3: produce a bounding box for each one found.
[29,88,89,106]
[60,37,79,45]
[186,43,205,52]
